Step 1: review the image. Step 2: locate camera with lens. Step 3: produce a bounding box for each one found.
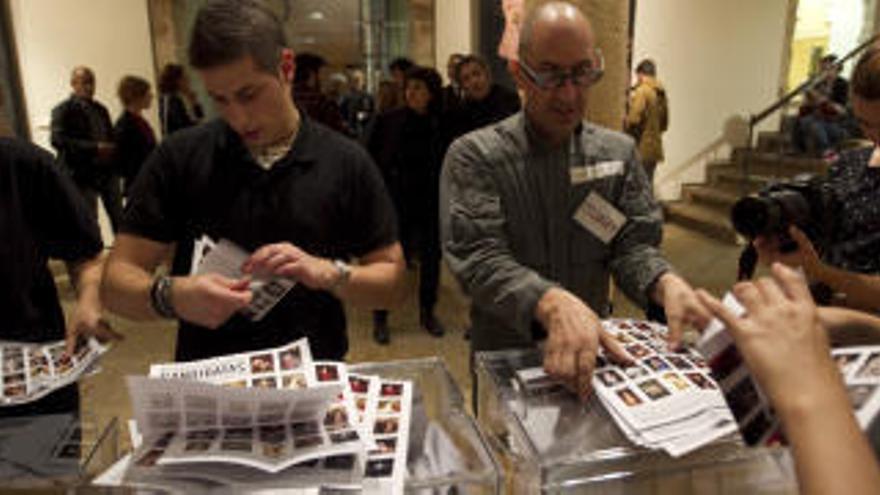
[730,173,839,281]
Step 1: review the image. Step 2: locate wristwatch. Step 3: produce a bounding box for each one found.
[150,275,178,319]
[329,259,352,293]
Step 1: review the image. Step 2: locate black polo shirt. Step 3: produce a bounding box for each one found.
[122,117,397,362]
[0,137,103,343]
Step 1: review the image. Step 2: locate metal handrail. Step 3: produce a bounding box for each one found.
[740,34,879,196]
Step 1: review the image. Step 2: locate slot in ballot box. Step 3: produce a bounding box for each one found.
[474,349,799,494]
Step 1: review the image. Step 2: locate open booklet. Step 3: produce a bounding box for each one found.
[515,318,737,457]
[0,338,107,407]
[117,338,413,494]
[697,293,880,446]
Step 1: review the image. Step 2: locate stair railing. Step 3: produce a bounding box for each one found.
[742,34,879,196]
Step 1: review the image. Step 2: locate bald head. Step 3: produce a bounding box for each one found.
[518,1,593,62]
[70,66,96,100]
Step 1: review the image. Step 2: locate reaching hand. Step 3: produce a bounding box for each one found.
[537,288,632,400]
[242,242,338,291]
[65,303,122,354]
[753,226,822,280]
[696,263,838,412]
[653,272,712,348]
[171,274,252,329]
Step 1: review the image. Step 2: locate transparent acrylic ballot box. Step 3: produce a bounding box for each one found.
[351,356,501,494]
[474,349,799,494]
[0,412,119,491]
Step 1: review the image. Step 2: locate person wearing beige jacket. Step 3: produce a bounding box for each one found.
[626,59,668,186]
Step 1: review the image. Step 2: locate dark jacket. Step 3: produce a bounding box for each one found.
[50,95,114,187]
[159,92,203,136]
[447,83,521,139]
[113,110,156,193]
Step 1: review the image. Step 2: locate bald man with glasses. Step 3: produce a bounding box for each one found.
[440,1,710,403]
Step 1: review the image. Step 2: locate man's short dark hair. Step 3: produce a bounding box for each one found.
[389,57,414,73]
[455,54,490,81]
[636,59,656,76]
[118,76,151,106]
[188,0,287,74]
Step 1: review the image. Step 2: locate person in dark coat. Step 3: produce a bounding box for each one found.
[113,75,156,196]
[292,52,349,135]
[447,54,521,138]
[158,63,204,136]
[50,66,122,231]
[367,66,447,344]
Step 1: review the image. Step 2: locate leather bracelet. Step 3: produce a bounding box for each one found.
[150,275,178,319]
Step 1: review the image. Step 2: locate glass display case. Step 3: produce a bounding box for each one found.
[0,412,118,490]
[352,356,500,494]
[474,348,798,494]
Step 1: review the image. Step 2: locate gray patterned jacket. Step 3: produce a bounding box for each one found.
[440,112,672,352]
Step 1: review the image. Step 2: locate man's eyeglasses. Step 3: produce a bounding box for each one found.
[518,49,605,90]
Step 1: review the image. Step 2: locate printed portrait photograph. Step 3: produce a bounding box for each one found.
[223,427,254,440]
[349,376,370,393]
[616,387,642,407]
[637,378,670,401]
[221,414,251,427]
[4,383,27,398]
[279,347,302,371]
[186,429,219,441]
[380,383,403,397]
[727,376,762,421]
[250,353,275,374]
[316,364,340,382]
[373,437,397,454]
[847,384,877,410]
[251,377,278,389]
[662,372,690,391]
[261,442,286,459]
[293,435,323,449]
[624,343,652,360]
[374,417,399,435]
[684,372,716,390]
[324,406,349,430]
[329,430,360,444]
[291,420,320,437]
[185,412,217,429]
[259,424,287,443]
[185,395,218,411]
[221,440,253,452]
[356,397,367,411]
[224,379,247,388]
[281,373,307,389]
[666,355,694,370]
[597,369,625,388]
[365,457,394,478]
[3,373,25,385]
[643,356,670,372]
[148,412,180,430]
[377,399,402,414]
[324,454,356,471]
[184,440,213,452]
[623,365,649,380]
[856,352,880,380]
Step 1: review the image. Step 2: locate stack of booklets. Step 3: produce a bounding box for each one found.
[0,338,107,406]
[516,318,738,457]
[697,293,880,446]
[117,338,413,494]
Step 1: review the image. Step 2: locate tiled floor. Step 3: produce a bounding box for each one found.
[69,223,745,447]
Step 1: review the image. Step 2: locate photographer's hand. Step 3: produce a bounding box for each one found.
[753,226,820,278]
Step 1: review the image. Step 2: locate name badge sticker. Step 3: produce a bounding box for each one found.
[573,191,627,244]
[570,160,625,185]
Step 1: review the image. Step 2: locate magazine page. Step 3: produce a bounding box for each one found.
[0,338,107,407]
[830,346,880,428]
[127,375,348,473]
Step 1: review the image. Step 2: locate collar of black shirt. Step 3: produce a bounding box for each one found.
[219,114,322,171]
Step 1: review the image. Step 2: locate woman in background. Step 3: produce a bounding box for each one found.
[157,63,203,136]
[113,76,156,197]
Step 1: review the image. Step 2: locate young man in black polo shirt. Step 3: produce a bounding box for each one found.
[1,137,116,416]
[102,0,404,362]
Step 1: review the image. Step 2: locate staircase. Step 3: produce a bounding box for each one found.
[664,128,829,243]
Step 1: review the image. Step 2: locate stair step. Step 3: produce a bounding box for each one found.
[712,171,775,194]
[664,201,739,244]
[681,184,740,212]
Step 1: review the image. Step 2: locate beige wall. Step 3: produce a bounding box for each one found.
[9,0,159,152]
[435,0,474,84]
[633,0,790,200]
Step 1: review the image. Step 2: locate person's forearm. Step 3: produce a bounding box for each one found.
[334,260,404,309]
[813,263,880,312]
[101,257,160,320]
[68,254,105,314]
[779,375,880,495]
